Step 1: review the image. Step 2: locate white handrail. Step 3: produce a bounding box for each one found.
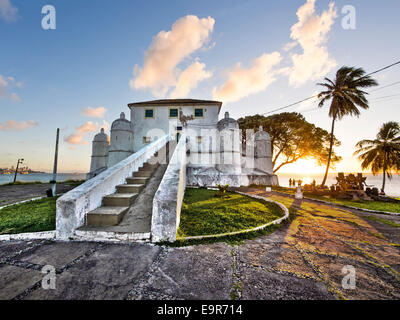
[152,134,187,242]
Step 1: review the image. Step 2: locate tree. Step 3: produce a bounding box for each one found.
[354,122,400,193]
[238,112,341,173]
[317,66,378,186]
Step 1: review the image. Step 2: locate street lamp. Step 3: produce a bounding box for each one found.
[13,158,24,183]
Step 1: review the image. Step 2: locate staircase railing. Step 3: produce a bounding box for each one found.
[152,134,187,242]
[56,134,170,239]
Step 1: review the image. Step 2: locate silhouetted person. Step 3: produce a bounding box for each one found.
[289,178,292,188]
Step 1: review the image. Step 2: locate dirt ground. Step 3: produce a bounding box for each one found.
[0,183,78,206]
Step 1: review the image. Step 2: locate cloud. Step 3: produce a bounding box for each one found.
[287,0,337,87]
[130,15,215,97]
[0,0,18,22]
[0,75,9,97]
[0,74,22,101]
[0,120,37,131]
[212,52,282,103]
[82,106,107,118]
[169,61,212,99]
[10,92,21,102]
[64,121,100,145]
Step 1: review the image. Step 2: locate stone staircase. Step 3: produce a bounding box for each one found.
[86,157,159,227]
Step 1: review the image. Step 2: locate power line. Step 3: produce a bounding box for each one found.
[370,93,400,101]
[369,80,400,93]
[262,60,400,115]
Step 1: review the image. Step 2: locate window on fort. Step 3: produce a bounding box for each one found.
[194,108,204,117]
[145,109,154,118]
[169,108,178,118]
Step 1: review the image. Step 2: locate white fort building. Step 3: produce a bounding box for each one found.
[57,99,278,243]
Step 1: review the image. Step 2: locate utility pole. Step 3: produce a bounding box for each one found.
[51,128,60,196]
[13,158,24,183]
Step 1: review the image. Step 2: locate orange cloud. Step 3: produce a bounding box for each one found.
[213,52,282,103]
[0,120,37,131]
[130,15,215,97]
[287,0,337,87]
[169,61,212,99]
[64,121,99,145]
[82,106,107,118]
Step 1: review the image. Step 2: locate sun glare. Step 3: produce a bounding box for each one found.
[278,159,327,175]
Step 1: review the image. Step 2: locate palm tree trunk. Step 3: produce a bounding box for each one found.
[382,170,386,193]
[321,116,336,187]
[382,153,387,193]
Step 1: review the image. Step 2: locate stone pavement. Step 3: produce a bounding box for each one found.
[0,188,399,300]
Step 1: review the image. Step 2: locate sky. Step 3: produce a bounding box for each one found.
[0,0,399,174]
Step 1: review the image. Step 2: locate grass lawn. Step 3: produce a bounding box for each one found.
[177,188,283,238]
[0,197,57,235]
[270,186,400,213]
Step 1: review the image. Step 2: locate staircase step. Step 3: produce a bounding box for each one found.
[87,206,128,227]
[140,163,158,170]
[116,184,144,193]
[126,177,149,185]
[134,170,153,178]
[103,193,138,206]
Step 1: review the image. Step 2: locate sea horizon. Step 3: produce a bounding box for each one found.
[1,171,399,197]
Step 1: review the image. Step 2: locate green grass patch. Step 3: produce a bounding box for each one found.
[177,188,283,239]
[0,197,57,235]
[364,215,400,228]
[271,186,400,214]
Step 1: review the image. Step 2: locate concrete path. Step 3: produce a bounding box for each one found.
[0,188,399,300]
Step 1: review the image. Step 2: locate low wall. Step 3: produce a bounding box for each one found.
[56,134,170,240]
[151,134,187,243]
[186,166,279,187]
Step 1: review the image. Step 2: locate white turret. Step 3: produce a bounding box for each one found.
[107,112,134,167]
[216,112,242,174]
[254,125,273,174]
[87,128,109,179]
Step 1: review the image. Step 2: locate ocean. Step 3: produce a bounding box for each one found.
[0,173,87,185]
[278,173,400,197]
[1,172,399,197]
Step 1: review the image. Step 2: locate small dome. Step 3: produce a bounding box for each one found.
[217,112,239,131]
[111,112,133,131]
[93,128,108,142]
[254,125,270,141]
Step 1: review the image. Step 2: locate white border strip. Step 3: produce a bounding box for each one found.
[0,231,56,241]
[0,193,63,211]
[0,196,44,210]
[180,191,289,241]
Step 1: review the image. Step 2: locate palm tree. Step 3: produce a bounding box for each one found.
[317,66,378,186]
[354,122,400,193]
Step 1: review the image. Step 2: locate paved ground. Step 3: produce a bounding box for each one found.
[0,183,78,206]
[0,188,399,300]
